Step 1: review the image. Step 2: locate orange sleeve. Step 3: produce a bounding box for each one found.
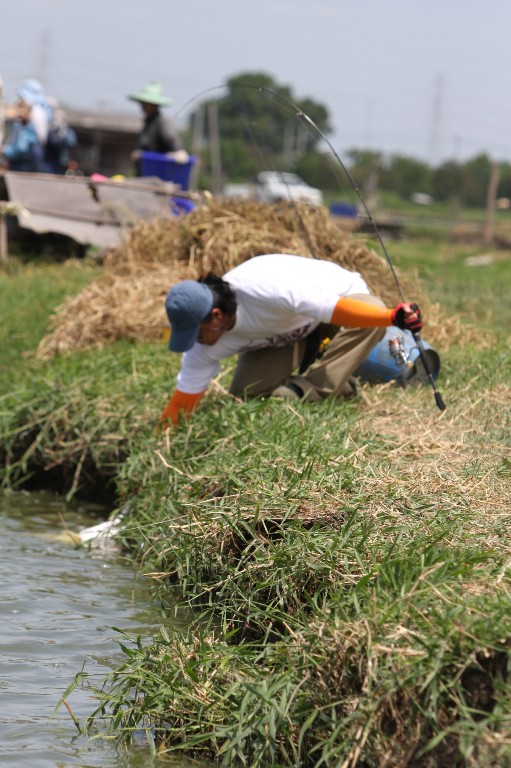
[330,297,393,328]
[159,388,205,427]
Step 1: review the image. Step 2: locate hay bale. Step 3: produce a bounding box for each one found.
[104,199,405,301]
[37,199,448,360]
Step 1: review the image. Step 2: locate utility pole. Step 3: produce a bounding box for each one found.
[428,73,444,166]
[483,161,500,245]
[0,72,4,147]
[208,102,222,196]
[0,75,6,263]
[282,121,294,166]
[365,98,374,149]
[189,103,205,190]
[364,153,381,212]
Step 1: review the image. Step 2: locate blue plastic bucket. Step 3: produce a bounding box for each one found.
[330,201,358,218]
[354,327,440,385]
[139,152,198,190]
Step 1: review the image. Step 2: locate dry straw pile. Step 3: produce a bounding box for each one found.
[37,198,455,359]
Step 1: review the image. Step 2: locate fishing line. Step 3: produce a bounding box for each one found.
[239,110,319,258]
[172,83,446,411]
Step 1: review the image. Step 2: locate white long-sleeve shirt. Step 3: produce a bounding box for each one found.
[176,254,369,394]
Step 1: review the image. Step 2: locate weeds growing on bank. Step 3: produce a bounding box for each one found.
[2,241,511,766]
[57,381,511,766]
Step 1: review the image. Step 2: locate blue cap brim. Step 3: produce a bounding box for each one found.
[169,325,199,352]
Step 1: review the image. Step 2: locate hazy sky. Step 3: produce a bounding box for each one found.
[1,0,509,166]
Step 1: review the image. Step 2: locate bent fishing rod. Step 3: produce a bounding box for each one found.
[174,83,447,411]
[258,87,446,412]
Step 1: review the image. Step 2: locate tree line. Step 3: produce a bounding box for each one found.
[342,150,510,209]
[185,72,511,208]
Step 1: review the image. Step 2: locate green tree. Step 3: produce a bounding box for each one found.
[461,154,492,207]
[432,160,465,202]
[380,155,432,198]
[188,72,333,185]
[497,161,511,200]
[295,151,343,192]
[344,150,382,193]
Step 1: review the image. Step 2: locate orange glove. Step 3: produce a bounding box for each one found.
[159,389,204,428]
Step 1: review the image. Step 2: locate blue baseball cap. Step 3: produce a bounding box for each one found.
[165,281,214,352]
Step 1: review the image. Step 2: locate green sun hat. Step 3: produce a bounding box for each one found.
[127,81,172,106]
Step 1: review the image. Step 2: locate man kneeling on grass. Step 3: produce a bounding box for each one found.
[160,253,422,427]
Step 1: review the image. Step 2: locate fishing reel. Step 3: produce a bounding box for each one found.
[388,335,414,372]
[387,332,442,390]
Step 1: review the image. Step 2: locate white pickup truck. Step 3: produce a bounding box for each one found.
[254,171,323,205]
[223,171,323,206]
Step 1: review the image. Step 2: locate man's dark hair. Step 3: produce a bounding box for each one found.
[199,272,237,318]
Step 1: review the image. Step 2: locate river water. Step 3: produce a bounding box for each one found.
[0,491,195,768]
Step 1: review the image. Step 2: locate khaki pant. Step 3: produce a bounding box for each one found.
[230,294,387,401]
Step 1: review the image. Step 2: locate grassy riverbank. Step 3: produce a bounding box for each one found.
[1,237,511,766]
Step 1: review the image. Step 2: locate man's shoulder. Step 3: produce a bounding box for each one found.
[225,254,296,282]
[225,254,350,290]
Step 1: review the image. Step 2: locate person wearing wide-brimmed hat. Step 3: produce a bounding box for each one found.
[128,81,187,175]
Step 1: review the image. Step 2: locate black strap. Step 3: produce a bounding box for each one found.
[298,327,322,374]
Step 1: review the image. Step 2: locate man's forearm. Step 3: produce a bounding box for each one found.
[330,297,393,327]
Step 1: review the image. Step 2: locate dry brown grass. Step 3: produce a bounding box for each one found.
[341,380,511,552]
[36,198,458,360]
